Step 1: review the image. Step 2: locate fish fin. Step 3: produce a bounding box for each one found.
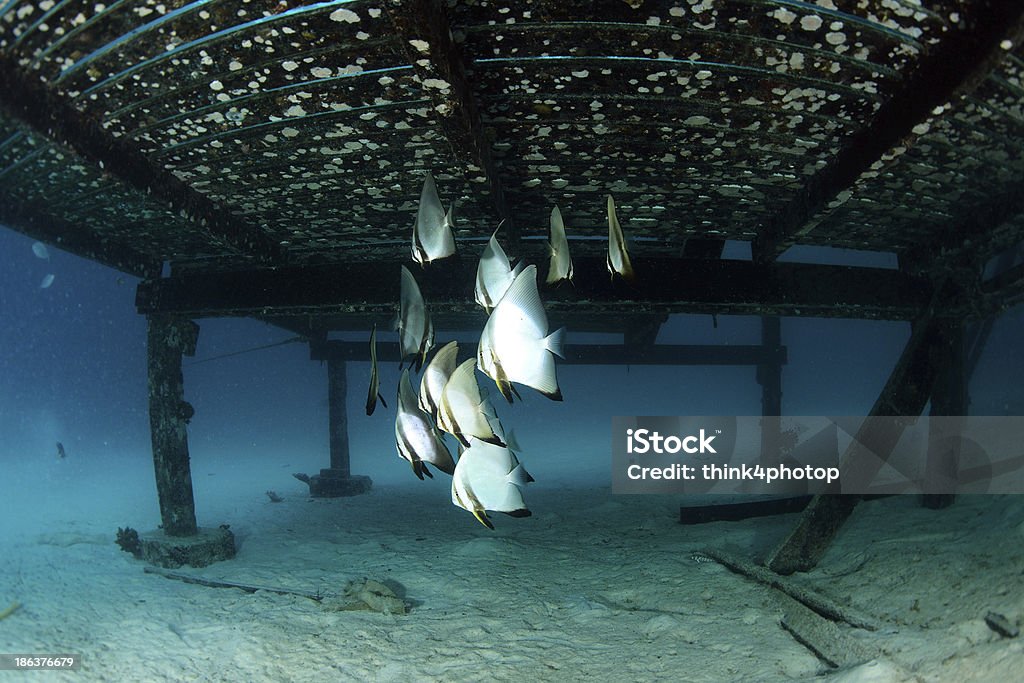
[412,460,426,480]
[544,327,566,359]
[436,455,456,476]
[445,203,456,231]
[502,509,532,519]
[481,433,508,448]
[507,463,533,488]
[379,394,388,409]
[506,345,560,400]
[497,378,515,404]
[479,398,498,419]
[504,428,522,453]
[365,399,376,417]
[421,462,434,479]
[495,265,546,326]
[619,254,637,284]
[541,386,564,402]
[472,509,495,530]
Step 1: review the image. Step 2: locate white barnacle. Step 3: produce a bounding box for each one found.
[800,15,822,31]
[330,8,360,23]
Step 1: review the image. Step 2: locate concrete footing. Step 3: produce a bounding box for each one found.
[305,469,373,498]
[138,526,236,568]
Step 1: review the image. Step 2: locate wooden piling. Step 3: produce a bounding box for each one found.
[759,316,783,467]
[924,319,966,509]
[327,359,351,478]
[147,315,200,537]
[765,311,949,574]
[296,356,371,497]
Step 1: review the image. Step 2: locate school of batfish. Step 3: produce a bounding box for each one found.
[365,172,635,528]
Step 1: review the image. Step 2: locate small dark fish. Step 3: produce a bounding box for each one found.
[365,324,388,416]
[56,442,66,459]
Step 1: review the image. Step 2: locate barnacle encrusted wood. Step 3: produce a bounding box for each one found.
[0,0,1021,313]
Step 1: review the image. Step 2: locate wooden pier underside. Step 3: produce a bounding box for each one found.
[3,1,1024,567]
[0,0,1023,324]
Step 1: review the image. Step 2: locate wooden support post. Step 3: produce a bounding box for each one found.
[328,359,351,478]
[759,317,783,467]
[923,319,966,509]
[765,311,947,574]
[623,315,666,348]
[295,357,372,497]
[147,315,200,537]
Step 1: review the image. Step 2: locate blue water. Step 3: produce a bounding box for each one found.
[3,226,1024,490]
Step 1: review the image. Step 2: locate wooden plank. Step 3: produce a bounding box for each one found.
[135,257,932,321]
[310,340,785,367]
[693,547,883,631]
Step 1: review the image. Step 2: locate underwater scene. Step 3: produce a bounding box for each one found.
[3,222,1024,682]
[2,0,1024,681]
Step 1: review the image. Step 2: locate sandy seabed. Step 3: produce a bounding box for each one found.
[1,455,1022,683]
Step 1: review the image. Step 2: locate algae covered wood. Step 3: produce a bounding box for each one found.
[328,359,351,478]
[147,315,200,537]
[765,311,955,574]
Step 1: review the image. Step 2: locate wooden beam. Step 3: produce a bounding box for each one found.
[310,340,786,366]
[982,260,1024,314]
[905,183,1024,301]
[624,314,667,348]
[764,307,952,574]
[0,53,286,265]
[0,196,160,278]
[682,238,726,260]
[136,257,932,322]
[383,0,512,242]
[752,2,1024,263]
